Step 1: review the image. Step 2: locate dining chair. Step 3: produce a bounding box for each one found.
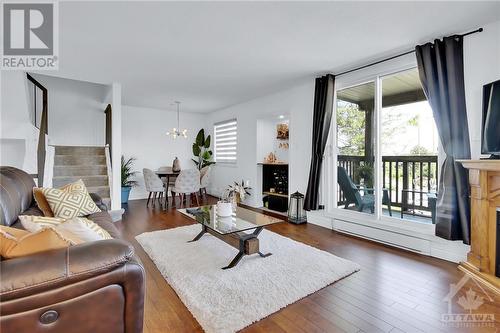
[143,168,165,207]
[171,169,201,207]
[199,166,212,197]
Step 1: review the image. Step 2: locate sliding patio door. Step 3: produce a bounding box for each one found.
[335,81,376,215]
[332,67,439,225]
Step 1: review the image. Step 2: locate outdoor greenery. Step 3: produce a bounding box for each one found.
[121,156,138,187]
[336,102,365,156]
[337,101,434,157]
[410,145,433,155]
[192,129,215,170]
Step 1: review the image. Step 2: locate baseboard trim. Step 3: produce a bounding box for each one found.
[308,211,468,263]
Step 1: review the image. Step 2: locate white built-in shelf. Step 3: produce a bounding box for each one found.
[262,191,288,198]
[257,162,288,166]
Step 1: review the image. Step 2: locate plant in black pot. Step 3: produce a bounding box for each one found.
[121,155,138,204]
[355,163,374,188]
[192,129,215,170]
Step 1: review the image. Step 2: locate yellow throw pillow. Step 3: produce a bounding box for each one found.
[40,180,101,218]
[19,215,112,242]
[33,188,55,217]
[0,226,74,259]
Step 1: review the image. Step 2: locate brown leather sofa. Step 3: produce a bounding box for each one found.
[0,167,145,333]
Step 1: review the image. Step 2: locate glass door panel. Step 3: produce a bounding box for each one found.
[380,68,438,224]
[336,82,376,215]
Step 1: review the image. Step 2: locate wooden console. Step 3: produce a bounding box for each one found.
[458,160,500,294]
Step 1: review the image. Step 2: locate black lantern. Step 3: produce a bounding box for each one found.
[288,191,307,224]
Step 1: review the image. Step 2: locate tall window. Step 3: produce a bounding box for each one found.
[214,119,237,164]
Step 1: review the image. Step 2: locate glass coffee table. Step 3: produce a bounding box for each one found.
[184,205,284,269]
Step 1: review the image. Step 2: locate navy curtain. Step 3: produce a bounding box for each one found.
[415,36,471,244]
[304,74,335,211]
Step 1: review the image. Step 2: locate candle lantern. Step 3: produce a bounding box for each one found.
[288,191,307,224]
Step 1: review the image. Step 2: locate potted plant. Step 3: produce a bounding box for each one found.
[121,155,138,204]
[355,163,374,188]
[192,129,215,170]
[224,180,252,209]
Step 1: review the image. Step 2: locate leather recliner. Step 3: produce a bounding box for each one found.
[0,166,145,333]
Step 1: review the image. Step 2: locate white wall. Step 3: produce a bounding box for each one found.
[464,20,500,158]
[256,119,277,163]
[0,71,38,173]
[206,79,315,207]
[30,74,108,146]
[122,105,207,200]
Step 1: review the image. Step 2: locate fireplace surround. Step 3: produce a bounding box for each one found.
[458,160,500,293]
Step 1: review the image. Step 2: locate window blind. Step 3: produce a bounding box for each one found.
[214,119,237,164]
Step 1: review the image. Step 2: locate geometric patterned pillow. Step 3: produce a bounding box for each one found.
[18,215,66,232]
[59,179,89,193]
[18,215,112,243]
[41,180,101,219]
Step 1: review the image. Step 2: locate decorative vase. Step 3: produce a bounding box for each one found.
[217,201,233,217]
[121,186,132,204]
[231,193,240,210]
[172,157,181,172]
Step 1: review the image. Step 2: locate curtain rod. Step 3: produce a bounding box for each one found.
[335,27,483,77]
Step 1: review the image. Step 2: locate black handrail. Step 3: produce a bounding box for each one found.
[27,74,48,187]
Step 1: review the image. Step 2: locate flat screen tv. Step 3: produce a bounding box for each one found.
[481,79,500,158]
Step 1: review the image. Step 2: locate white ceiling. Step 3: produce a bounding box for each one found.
[46,1,500,113]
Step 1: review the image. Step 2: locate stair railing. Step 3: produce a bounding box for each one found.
[43,144,55,188]
[27,74,48,187]
[105,144,113,200]
[104,104,112,159]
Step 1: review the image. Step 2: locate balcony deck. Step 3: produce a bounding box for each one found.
[338,154,438,224]
[340,206,433,224]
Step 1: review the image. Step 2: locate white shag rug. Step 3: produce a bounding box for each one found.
[136,224,360,333]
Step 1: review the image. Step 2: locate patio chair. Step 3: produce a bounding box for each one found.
[427,192,437,224]
[337,166,392,215]
[338,166,374,213]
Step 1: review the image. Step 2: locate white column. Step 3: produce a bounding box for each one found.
[110,83,122,211]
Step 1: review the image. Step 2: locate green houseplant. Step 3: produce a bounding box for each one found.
[192,129,215,170]
[355,163,374,188]
[121,155,138,204]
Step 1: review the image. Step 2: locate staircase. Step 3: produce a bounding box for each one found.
[52,146,111,207]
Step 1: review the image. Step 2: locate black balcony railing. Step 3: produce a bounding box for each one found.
[337,155,438,214]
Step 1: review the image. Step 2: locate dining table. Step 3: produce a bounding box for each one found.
[155,168,180,206]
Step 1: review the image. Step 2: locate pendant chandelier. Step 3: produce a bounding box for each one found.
[167,101,187,139]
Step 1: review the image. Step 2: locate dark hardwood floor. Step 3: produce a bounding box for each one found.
[116,196,500,333]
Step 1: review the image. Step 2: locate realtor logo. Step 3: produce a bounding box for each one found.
[1,1,58,69]
[442,274,496,328]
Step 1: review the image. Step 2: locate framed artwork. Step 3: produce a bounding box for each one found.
[276,123,289,140]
